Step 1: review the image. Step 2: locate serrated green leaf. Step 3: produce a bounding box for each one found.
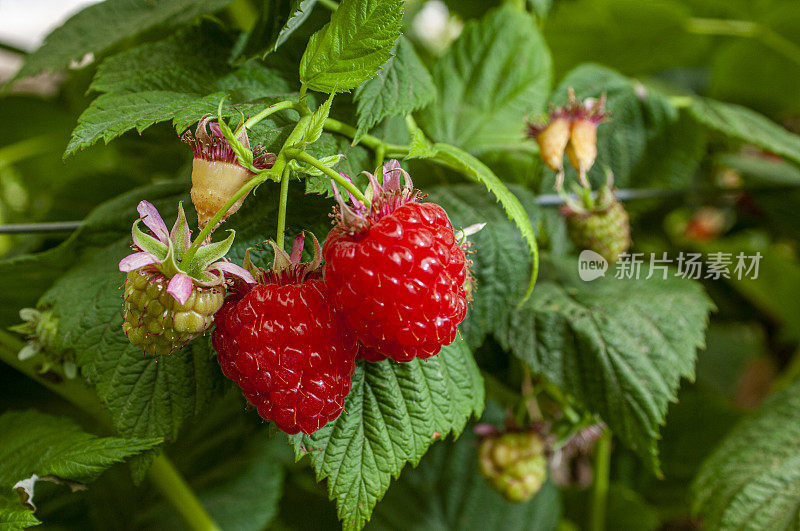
[10,0,234,82]
[426,184,539,349]
[353,37,435,143]
[693,377,800,530]
[299,0,403,93]
[235,0,319,60]
[0,495,39,530]
[689,97,800,166]
[495,256,714,472]
[66,91,223,157]
[275,0,318,50]
[406,128,436,160]
[0,181,187,326]
[417,5,552,153]
[367,424,561,530]
[289,339,484,530]
[66,29,296,157]
[22,183,226,441]
[31,394,288,531]
[302,92,335,145]
[429,143,539,301]
[131,394,286,531]
[38,239,225,440]
[0,409,160,524]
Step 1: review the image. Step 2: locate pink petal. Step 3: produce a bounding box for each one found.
[213,261,255,284]
[209,121,226,141]
[137,201,169,242]
[382,159,409,191]
[119,252,159,272]
[339,172,364,210]
[289,233,305,264]
[166,273,194,305]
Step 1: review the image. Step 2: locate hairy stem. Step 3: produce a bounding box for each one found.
[276,166,291,250]
[183,172,272,263]
[323,118,409,157]
[148,456,221,531]
[284,148,369,205]
[374,143,386,170]
[0,330,219,531]
[240,100,300,133]
[589,429,612,531]
[317,0,339,11]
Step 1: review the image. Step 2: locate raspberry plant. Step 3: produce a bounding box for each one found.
[1,1,800,530]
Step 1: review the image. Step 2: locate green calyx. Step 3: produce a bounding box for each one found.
[130,202,236,287]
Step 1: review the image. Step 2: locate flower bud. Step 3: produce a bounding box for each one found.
[182,115,276,228]
[566,92,609,186]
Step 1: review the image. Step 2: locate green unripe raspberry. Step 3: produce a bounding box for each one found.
[479,432,548,503]
[122,270,224,357]
[562,187,631,263]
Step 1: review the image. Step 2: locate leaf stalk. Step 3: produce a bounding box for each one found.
[589,428,612,531]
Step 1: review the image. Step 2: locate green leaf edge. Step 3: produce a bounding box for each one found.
[431,143,539,301]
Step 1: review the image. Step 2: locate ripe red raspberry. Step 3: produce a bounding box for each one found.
[212,234,357,434]
[323,160,470,363]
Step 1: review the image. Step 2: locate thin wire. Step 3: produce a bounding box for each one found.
[0,184,790,235]
[0,221,83,234]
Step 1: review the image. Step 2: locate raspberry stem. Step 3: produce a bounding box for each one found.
[685,18,800,68]
[284,148,369,205]
[148,456,221,531]
[276,165,291,250]
[238,100,301,135]
[589,428,612,531]
[182,171,271,264]
[322,117,410,157]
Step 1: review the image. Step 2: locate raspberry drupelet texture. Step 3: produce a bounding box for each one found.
[119,201,253,357]
[124,270,224,357]
[212,234,357,434]
[322,160,470,363]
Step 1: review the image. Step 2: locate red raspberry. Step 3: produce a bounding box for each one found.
[323,160,470,363]
[212,234,357,434]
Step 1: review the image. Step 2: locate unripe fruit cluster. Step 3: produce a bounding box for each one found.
[123,270,224,357]
[120,116,472,436]
[479,431,549,503]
